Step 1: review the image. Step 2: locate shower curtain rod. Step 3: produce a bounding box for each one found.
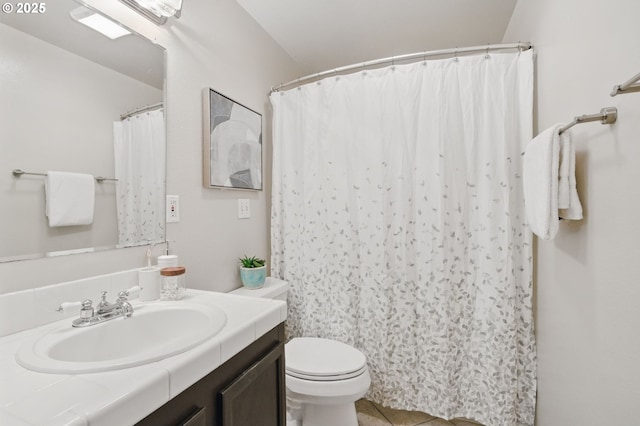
[271,42,532,93]
[120,102,163,120]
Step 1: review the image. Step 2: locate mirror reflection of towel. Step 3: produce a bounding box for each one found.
[45,171,95,227]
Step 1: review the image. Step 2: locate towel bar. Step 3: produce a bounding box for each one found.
[11,169,118,183]
[558,107,617,135]
[610,72,640,97]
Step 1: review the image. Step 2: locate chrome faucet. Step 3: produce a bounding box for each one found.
[58,290,134,328]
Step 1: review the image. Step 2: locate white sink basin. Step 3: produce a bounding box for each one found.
[16,301,227,374]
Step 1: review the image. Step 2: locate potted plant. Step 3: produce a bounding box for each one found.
[239,255,267,289]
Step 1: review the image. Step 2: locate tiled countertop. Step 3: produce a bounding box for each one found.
[0,290,287,426]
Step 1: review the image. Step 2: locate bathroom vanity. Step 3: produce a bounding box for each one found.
[137,322,285,426]
[0,284,287,426]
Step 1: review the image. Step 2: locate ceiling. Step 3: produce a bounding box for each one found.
[0,0,164,88]
[236,0,519,75]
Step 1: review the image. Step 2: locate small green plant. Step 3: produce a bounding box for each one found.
[239,255,265,268]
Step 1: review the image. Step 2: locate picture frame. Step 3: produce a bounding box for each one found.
[203,88,262,190]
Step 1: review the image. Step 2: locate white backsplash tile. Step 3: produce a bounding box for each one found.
[0,290,36,337]
[109,269,140,295]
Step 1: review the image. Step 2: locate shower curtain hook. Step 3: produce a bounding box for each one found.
[485,44,490,59]
[454,48,458,62]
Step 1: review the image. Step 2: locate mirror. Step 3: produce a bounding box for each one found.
[0,0,166,261]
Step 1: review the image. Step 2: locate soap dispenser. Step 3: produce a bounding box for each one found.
[157,240,178,268]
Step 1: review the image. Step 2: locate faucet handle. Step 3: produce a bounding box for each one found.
[79,299,94,319]
[96,291,110,309]
[56,301,82,313]
[117,290,129,302]
[124,286,141,300]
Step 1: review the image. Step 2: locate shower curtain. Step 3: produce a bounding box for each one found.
[270,50,535,426]
[113,109,165,246]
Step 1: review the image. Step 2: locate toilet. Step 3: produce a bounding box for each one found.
[230,278,371,426]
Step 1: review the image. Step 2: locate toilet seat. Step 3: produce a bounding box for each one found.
[285,337,367,382]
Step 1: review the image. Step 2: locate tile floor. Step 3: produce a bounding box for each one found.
[356,399,484,426]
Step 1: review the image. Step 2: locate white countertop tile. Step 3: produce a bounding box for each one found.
[3,376,103,425]
[0,408,33,426]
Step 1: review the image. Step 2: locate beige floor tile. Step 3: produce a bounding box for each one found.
[451,419,483,426]
[356,399,485,426]
[416,419,455,425]
[370,401,437,426]
[357,399,392,426]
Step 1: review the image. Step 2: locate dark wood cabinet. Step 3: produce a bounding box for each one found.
[136,323,286,426]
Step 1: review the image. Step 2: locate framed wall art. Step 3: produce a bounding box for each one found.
[203,88,262,190]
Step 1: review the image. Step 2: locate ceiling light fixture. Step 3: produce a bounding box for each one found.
[119,0,183,25]
[70,6,131,40]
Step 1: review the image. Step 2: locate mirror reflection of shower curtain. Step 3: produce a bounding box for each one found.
[113,109,165,246]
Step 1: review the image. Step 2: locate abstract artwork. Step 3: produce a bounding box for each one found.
[203,88,262,190]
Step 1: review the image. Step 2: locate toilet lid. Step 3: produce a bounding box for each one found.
[285,337,367,381]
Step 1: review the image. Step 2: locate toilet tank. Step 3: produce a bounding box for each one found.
[229,277,289,301]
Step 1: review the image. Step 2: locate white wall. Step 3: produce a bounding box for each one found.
[0,0,300,293]
[503,0,640,424]
[0,23,162,259]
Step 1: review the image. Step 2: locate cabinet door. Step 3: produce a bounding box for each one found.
[180,407,207,426]
[219,344,285,426]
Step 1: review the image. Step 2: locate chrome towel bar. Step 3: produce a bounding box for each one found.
[610,72,640,97]
[11,169,117,183]
[558,107,617,135]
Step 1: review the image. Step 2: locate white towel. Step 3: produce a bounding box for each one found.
[558,131,583,220]
[523,124,562,240]
[558,132,571,209]
[45,171,95,227]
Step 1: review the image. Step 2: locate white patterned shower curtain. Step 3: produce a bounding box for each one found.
[270,50,535,426]
[113,109,165,246]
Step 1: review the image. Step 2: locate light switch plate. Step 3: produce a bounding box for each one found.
[238,199,250,219]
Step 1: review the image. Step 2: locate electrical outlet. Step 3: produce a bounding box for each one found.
[238,198,250,219]
[166,195,179,223]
